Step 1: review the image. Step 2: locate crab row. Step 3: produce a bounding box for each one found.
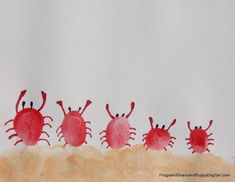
[4,90,214,153]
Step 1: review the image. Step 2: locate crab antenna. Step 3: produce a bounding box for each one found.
[16,90,26,113]
[187,121,192,131]
[56,100,66,116]
[205,120,213,131]
[125,102,135,118]
[149,117,154,129]
[38,91,47,111]
[106,104,115,119]
[167,119,176,131]
[80,99,92,115]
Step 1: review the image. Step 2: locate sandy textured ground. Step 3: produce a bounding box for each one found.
[0,145,234,182]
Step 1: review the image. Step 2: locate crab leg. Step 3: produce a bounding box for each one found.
[14,140,23,146]
[9,134,17,140]
[105,104,115,119]
[100,136,106,140]
[208,133,213,137]
[56,101,66,116]
[56,125,62,133]
[129,137,135,140]
[16,90,26,113]
[86,127,92,131]
[80,100,92,115]
[4,119,13,126]
[130,132,136,135]
[101,140,107,145]
[125,102,135,118]
[44,123,52,128]
[43,116,53,121]
[39,138,50,146]
[59,136,64,142]
[42,131,50,137]
[99,130,106,135]
[86,132,92,138]
[5,128,14,133]
[57,131,62,137]
[85,121,91,124]
[38,91,47,111]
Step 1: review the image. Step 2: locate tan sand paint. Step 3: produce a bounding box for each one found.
[0,145,234,182]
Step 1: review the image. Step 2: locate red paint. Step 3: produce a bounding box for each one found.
[142,117,176,151]
[186,120,214,153]
[100,102,136,149]
[56,99,92,147]
[5,90,52,146]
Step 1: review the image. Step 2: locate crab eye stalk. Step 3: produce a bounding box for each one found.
[156,124,159,128]
[30,101,33,108]
[199,126,202,129]
[68,107,71,112]
[162,125,165,129]
[195,126,198,129]
[78,107,81,112]
[122,113,125,117]
[116,113,119,117]
[22,101,26,109]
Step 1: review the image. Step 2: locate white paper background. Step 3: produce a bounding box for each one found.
[0,0,234,159]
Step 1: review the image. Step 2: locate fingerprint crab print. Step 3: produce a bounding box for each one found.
[56,99,92,147]
[99,102,136,149]
[142,117,176,151]
[5,90,53,146]
[186,120,214,153]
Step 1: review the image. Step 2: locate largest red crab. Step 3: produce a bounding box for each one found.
[4,90,53,146]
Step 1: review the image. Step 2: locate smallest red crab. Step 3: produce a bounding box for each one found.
[186,120,214,153]
[142,117,176,151]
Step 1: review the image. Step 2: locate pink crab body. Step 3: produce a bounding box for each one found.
[106,117,131,148]
[62,111,86,146]
[100,102,136,149]
[143,117,176,151]
[186,120,214,153]
[5,90,53,146]
[56,100,92,147]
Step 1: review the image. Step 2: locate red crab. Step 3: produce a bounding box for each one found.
[142,117,176,151]
[4,90,52,146]
[99,102,136,149]
[186,120,214,153]
[56,99,92,147]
